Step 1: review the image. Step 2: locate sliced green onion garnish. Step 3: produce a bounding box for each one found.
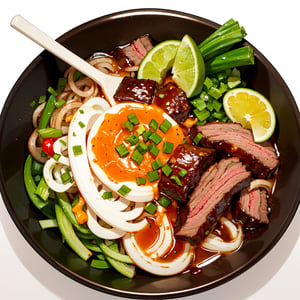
[102,191,113,199]
[72,145,83,155]
[161,164,173,177]
[39,219,58,229]
[118,185,131,196]
[131,149,144,165]
[149,132,162,145]
[61,169,72,184]
[159,119,172,133]
[158,195,172,208]
[147,170,160,182]
[38,95,47,104]
[170,175,183,186]
[142,130,152,142]
[136,142,148,154]
[162,141,174,154]
[48,86,58,96]
[78,121,86,128]
[121,121,134,131]
[127,113,139,125]
[125,134,139,146]
[149,119,158,131]
[115,143,129,157]
[35,177,51,201]
[193,132,203,145]
[55,99,66,108]
[178,169,188,177]
[144,202,157,214]
[148,143,159,158]
[151,158,163,170]
[52,153,61,161]
[59,139,67,146]
[136,125,146,135]
[38,128,62,138]
[136,177,146,185]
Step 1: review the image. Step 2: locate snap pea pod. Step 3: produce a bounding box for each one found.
[55,192,92,235]
[55,203,92,261]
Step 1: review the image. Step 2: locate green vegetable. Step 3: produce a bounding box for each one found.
[193,133,203,145]
[158,196,172,208]
[170,175,183,186]
[35,177,51,201]
[38,94,57,129]
[72,145,83,155]
[101,191,113,199]
[145,202,158,214]
[147,170,160,182]
[38,219,58,229]
[136,142,148,154]
[125,134,139,146]
[206,46,255,74]
[115,143,129,157]
[162,141,174,154]
[151,158,163,170]
[24,155,48,210]
[55,204,92,261]
[127,113,139,125]
[149,118,158,131]
[148,143,159,157]
[136,125,146,135]
[142,130,152,142]
[121,121,134,131]
[136,177,147,185]
[161,164,173,177]
[131,149,144,165]
[118,185,131,196]
[90,259,111,269]
[178,169,188,177]
[149,132,162,145]
[159,119,172,133]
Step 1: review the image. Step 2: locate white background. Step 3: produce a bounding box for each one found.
[0,1,299,299]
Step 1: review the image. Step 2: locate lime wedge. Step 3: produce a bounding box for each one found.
[137,40,180,84]
[223,88,276,142]
[172,34,205,98]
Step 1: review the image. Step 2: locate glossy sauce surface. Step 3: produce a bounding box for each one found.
[91,104,184,185]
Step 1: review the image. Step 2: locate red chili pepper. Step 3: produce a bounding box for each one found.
[42,138,57,156]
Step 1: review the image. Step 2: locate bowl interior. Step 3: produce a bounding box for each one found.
[1,9,300,299]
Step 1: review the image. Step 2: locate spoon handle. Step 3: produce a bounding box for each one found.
[10,15,119,105]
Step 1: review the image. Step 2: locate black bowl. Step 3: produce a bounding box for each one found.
[0,8,299,299]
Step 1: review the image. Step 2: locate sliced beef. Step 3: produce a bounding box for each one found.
[234,186,269,230]
[176,157,251,245]
[154,83,191,124]
[191,122,279,179]
[114,76,157,104]
[159,143,216,203]
[112,34,154,68]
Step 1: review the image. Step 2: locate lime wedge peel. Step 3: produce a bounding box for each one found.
[137,40,180,84]
[223,88,276,143]
[171,34,205,98]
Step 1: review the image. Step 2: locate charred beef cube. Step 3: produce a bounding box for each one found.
[112,34,154,68]
[191,122,279,179]
[176,157,251,245]
[154,83,191,124]
[159,143,216,203]
[234,186,269,230]
[114,77,157,104]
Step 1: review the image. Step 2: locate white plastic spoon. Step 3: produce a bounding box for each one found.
[10,15,123,106]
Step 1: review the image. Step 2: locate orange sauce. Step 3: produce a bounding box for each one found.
[91,104,184,187]
[72,194,88,224]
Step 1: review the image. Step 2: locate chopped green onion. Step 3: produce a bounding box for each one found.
[136,125,146,135]
[136,142,148,154]
[52,153,61,161]
[38,94,57,129]
[136,177,147,185]
[158,195,172,208]
[48,86,58,96]
[38,95,47,104]
[61,168,72,184]
[194,108,210,122]
[38,128,63,138]
[55,99,66,108]
[131,149,144,165]
[190,98,206,111]
[72,145,83,155]
[144,202,157,214]
[148,143,159,158]
[179,169,188,177]
[149,119,158,131]
[149,132,162,145]
[147,170,160,182]
[162,141,174,154]
[39,219,58,229]
[161,164,173,177]
[125,134,139,146]
[121,121,134,131]
[170,175,183,186]
[151,158,163,170]
[193,132,203,145]
[208,86,223,99]
[142,130,152,142]
[78,121,86,128]
[118,185,131,196]
[127,113,139,125]
[159,119,172,133]
[35,177,51,201]
[59,139,67,146]
[31,160,44,176]
[29,100,37,108]
[102,191,113,199]
[158,93,165,98]
[182,138,187,144]
[115,143,129,157]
